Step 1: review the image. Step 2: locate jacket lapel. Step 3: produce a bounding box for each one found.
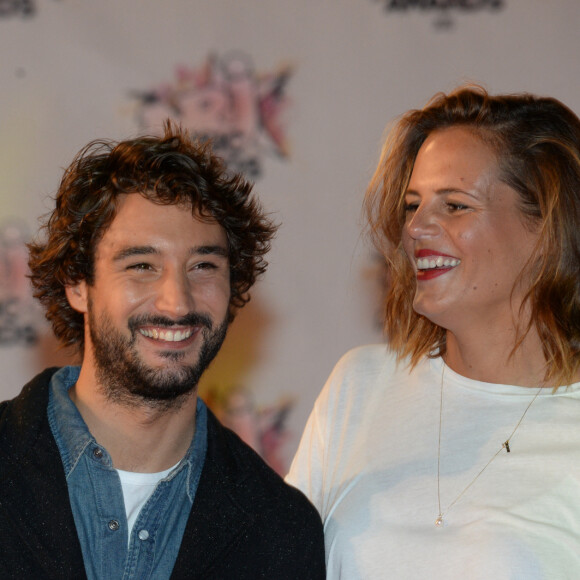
[170,411,253,579]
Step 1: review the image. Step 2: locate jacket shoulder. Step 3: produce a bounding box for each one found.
[205,409,322,516]
[0,368,61,450]
[173,410,325,579]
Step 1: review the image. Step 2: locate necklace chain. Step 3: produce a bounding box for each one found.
[435,363,543,527]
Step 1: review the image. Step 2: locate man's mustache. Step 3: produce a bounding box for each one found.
[128,312,213,333]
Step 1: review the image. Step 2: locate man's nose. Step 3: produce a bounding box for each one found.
[154,269,194,317]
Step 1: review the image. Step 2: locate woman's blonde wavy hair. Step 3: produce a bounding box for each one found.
[365,86,580,386]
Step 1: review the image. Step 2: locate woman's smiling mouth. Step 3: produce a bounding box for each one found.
[414,251,461,280]
[416,256,461,270]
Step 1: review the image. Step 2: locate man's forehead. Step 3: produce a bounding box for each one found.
[95,193,227,253]
[113,192,209,217]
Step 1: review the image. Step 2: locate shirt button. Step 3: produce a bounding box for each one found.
[93,448,104,459]
[138,529,150,541]
[108,520,120,531]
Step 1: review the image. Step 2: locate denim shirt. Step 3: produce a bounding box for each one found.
[47,366,207,580]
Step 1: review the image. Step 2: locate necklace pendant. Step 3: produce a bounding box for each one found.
[435,515,444,527]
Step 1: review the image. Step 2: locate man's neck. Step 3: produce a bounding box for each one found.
[69,365,198,473]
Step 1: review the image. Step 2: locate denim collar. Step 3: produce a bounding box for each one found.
[48,366,207,498]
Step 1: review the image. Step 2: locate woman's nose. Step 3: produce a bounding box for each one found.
[405,204,441,239]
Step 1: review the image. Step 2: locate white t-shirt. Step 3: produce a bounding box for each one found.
[287,345,580,579]
[117,463,178,538]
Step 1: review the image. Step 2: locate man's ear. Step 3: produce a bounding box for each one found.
[65,281,89,314]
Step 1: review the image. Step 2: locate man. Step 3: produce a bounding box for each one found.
[0,125,325,579]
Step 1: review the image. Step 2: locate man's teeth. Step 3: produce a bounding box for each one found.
[417,256,460,270]
[138,328,193,342]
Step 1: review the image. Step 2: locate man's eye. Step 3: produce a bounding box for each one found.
[128,263,153,271]
[195,262,218,271]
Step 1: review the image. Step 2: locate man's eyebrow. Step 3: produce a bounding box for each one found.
[112,245,228,261]
[194,245,228,258]
[112,246,157,262]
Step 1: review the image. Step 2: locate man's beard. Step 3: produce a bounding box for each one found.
[87,302,228,410]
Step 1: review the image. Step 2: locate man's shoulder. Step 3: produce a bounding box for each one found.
[203,409,322,516]
[0,368,61,446]
[2,367,61,402]
[182,410,325,578]
[204,409,301,490]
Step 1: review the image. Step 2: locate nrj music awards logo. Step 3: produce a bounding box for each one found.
[0,0,58,18]
[374,0,505,29]
[0,221,39,346]
[132,52,293,179]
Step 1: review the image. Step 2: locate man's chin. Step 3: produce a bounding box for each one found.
[139,358,200,383]
[121,365,200,404]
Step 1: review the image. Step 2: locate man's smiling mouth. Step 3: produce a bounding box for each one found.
[138,328,195,342]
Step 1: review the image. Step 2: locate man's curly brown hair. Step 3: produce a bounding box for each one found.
[28,123,277,351]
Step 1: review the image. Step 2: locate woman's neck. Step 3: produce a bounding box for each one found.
[444,325,548,387]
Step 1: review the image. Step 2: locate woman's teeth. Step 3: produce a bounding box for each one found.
[417,256,460,270]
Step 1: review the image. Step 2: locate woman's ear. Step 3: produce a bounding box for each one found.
[65,281,88,314]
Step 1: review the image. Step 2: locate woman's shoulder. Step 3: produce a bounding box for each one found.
[317,344,406,404]
[309,345,423,439]
[333,343,401,376]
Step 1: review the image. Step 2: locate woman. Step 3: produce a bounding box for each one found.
[287,86,580,578]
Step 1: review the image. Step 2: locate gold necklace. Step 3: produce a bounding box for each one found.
[435,363,543,527]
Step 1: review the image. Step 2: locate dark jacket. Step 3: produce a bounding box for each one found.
[0,368,325,579]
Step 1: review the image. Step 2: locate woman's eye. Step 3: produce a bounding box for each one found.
[446,202,469,212]
[404,202,419,213]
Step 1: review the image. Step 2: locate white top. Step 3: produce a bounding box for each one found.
[287,344,580,579]
[117,463,178,538]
